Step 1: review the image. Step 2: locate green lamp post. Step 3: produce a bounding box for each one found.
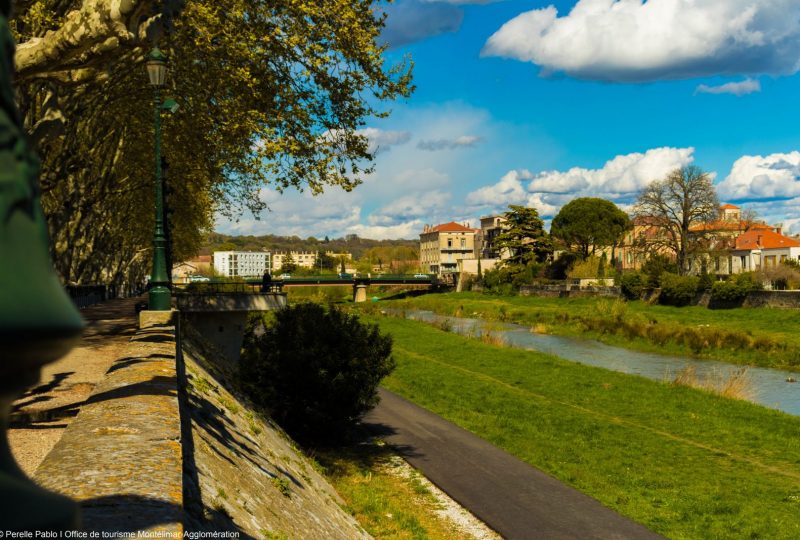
[0,0,84,528]
[146,47,171,311]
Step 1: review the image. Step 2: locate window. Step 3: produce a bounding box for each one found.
[460,238,466,248]
[447,239,452,248]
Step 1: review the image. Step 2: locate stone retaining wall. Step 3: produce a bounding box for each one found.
[34,320,183,533]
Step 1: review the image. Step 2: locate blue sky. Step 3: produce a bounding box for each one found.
[217,0,800,239]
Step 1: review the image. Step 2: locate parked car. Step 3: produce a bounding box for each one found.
[188,275,211,282]
[338,272,353,279]
[413,273,429,278]
[279,273,291,280]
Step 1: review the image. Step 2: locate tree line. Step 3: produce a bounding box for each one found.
[12,1,413,289]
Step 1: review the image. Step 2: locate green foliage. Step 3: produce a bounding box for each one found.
[567,255,603,279]
[545,252,578,280]
[698,270,714,291]
[711,273,763,305]
[550,198,631,259]
[597,252,607,278]
[240,303,395,444]
[481,262,544,293]
[620,272,645,300]
[13,0,413,289]
[658,272,699,306]
[641,255,678,287]
[495,205,553,269]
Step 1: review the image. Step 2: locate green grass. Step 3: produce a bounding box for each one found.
[314,439,480,540]
[370,315,800,540]
[382,292,800,369]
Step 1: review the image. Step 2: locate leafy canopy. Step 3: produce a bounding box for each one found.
[551,197,631,259]
[495,205,553,267]
[12,0,413,288]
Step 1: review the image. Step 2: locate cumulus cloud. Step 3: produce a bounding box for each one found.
[465,169,533,207]
[417,135,483,151]
[482,0,800,82]
[466,147,695,217]
[717,152,800,201]
[696,79,761,96]
[380,0,464,48]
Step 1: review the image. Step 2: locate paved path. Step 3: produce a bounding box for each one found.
[8,297,141,475]
[364,388,664,540]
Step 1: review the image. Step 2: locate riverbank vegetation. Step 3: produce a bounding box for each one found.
[382,292,800,369]
[367,315,800,539]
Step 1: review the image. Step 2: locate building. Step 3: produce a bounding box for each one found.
[419,222,479,275]
[270,251,318,271]
[730,229,800,273]
[478,215,508,259]
[213,251,270,278]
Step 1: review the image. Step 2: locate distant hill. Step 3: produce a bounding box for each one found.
[201,232,418,260]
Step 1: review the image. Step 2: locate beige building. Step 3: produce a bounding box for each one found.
[271,251,318,271]
[478,215,508,259]
[420,222,479,275]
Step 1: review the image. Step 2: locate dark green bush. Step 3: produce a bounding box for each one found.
[658,272,699,306]
[641,255,678,287]
[619,272,645,300]
[710,272,763,305]
[240,303,395,445]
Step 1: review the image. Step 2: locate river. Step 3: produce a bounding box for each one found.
[399,309,800,416]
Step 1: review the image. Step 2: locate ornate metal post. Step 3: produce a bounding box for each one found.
[0,0,84,528]
[146,48,171,311]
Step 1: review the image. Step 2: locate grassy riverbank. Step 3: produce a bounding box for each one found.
[382,292,800,369]
[314,439,494,540]
[366,314,800,539]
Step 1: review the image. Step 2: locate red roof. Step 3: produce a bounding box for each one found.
[191,255,212,263]
[720,203,740,210]
[690,220,772,233]
[428,222,478,233]
[735,229,800,251]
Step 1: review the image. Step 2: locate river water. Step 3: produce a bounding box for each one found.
[399,309,800,416]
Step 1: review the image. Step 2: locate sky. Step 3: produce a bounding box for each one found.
[216,0,800,239]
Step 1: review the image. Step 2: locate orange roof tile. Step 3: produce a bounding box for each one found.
[428,222,478,233]
[720,203,740,210]
[735,229,800,250]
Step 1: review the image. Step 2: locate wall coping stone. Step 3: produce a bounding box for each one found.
[34,321,182,534]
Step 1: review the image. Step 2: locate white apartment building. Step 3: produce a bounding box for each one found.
[213,251,270,278]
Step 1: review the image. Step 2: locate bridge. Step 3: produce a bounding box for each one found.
[178,274,440,303]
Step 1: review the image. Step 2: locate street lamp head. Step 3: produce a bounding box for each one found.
[146,47,168,87]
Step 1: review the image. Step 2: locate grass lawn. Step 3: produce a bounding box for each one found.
[368,314,800,539]
[382,292,800,369]
[313,438,486,540]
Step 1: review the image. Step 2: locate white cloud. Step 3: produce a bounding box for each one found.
[349,220,425,241]
[482,0,800,82]
[417,135,483,151]
[466,147,695,217]
[371,190,451,224]
[717,152,800,200]
[358,127,412,155]
[696,79,761,96]
[465,169,533,207]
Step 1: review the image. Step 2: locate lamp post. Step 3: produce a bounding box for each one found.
[146,47,171,311]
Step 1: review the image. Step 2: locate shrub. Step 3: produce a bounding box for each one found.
[710,272,763,305]
[240,303,395,445]
[659,272,699,306]
[620,272,645,300]
[641,255,678,287]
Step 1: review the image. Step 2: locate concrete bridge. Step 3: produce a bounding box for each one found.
[179,274,440,303]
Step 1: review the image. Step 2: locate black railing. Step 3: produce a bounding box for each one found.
[65,283,146,309]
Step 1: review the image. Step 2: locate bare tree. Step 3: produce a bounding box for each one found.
[634,166,719,275]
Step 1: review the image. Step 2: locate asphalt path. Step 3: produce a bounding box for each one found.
[363,388,664,540]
